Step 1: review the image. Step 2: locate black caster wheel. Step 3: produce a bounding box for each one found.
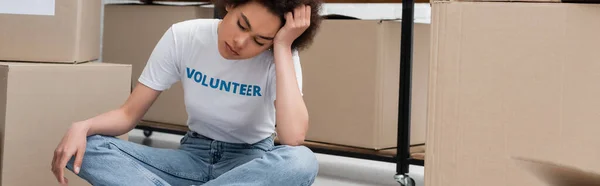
[143,130,153,137]
[395,174,415,186]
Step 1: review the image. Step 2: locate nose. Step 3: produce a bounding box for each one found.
[233,33,250,50]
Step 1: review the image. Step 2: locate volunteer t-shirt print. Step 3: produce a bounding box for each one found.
[185,66,264,97]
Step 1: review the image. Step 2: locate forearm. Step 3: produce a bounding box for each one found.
[77,83,160,137]
[273,44,309,146]
[78,108,138,137]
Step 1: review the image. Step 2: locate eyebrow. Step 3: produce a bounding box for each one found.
[241,13,252,30]
[241,13,275,41]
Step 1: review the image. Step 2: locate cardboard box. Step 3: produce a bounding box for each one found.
[0,62,132,186]
[425,1,600,186]
[299,19,430,150]
[103,4,214,126]
[0,0,102,63]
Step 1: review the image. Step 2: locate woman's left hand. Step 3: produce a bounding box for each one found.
[274,5,311,48]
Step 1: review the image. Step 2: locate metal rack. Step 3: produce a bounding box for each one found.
[395,0,418,185]
[136,0,422,185]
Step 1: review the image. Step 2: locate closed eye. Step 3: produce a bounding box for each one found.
[237,21,248,31]
[254,38,264,46]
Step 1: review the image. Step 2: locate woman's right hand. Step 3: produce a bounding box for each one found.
[47,83,162,185]
[51,122,90,185]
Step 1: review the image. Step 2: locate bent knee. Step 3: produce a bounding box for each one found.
[283,146,319,177]
[85,135,121,150]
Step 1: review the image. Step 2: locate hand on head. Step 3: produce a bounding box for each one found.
[217,0,322,60]
[274,4,312,48]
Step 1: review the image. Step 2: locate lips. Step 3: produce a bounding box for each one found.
[225,42,240,56]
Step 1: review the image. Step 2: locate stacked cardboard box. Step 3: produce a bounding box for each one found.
[0,0,132,185]
[425,0,600,185]
[0,0,101,63]
[103,3,214,128]
[299,17,430,150]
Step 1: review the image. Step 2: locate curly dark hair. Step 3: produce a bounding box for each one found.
[215,0,323,51]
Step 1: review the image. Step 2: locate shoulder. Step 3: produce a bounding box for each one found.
[172,19,219,32]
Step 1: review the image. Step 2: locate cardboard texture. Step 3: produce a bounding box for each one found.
[0,62,132,186]
[515,157,600,186]
[0,0,101,63]
[103,4,214,126]
[426,2,600,186]
[299,19,429,150]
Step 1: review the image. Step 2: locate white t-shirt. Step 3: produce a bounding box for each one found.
[138,19,303,144]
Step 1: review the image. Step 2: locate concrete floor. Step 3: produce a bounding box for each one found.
[128,129,425,186]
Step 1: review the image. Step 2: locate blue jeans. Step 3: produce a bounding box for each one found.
[66,131,319,186]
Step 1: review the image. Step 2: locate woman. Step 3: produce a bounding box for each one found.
[50,0,323,185]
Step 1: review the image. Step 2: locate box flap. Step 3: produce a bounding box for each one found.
[514,157,600,186]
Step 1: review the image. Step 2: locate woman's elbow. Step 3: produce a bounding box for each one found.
[277,115,309,146]
[280,126,308,146]
[280,136,306,146]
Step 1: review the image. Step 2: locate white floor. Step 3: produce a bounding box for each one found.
[128,129,425,186]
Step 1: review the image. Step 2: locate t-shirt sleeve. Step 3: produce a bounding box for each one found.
[268,50,303,101]
[138,26,181,91]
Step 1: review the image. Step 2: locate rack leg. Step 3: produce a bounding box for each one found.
[396,0,416,183]
[143,130,153,137]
